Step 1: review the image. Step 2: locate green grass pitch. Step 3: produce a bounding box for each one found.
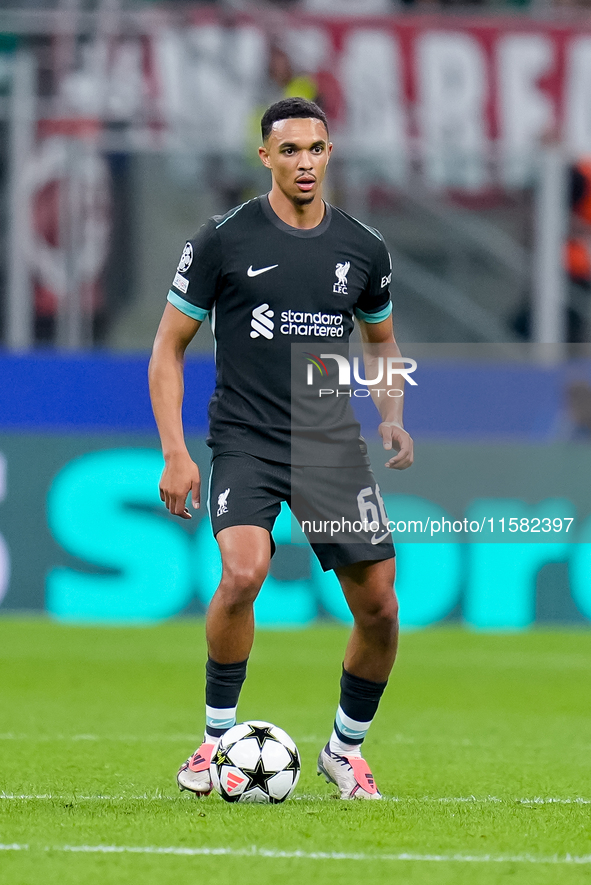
[0,618,590,885]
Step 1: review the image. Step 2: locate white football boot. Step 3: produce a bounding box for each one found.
[317,743,382,799]
[177,740,215,796]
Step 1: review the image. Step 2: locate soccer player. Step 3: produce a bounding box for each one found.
[149,98,413,800]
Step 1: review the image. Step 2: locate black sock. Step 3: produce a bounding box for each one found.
[333,665,388,746]
[204,657,248,740]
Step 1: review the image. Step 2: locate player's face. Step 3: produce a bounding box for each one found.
[259,118,332,206]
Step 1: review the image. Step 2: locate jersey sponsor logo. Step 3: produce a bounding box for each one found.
[177,242,193,273]
[381,272,392,288]
[250,303,275,339]
[173,272,189,294]
[279,310,343,338]
[247,264,278,277]
[333,261,350,294]
[217,488,230,516]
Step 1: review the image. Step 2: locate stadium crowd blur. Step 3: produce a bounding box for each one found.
[2,0,591,349]
[0,0,549,11]
[513,160,591,343]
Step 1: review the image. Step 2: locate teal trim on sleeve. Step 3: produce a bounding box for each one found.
[354,302,392,324]
[167,290,209,322]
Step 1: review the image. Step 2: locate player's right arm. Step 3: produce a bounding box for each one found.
[149,303,202,519]
[150,222,222,518]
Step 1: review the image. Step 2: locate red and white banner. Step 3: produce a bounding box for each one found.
[57,11,591,188]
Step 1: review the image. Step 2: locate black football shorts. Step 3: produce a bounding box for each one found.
[208,451,395,572]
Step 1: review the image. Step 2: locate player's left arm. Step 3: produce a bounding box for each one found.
[359,316,414,469]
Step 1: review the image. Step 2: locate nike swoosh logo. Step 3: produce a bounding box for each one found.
[371,531,391,546]
[247,264,278,277]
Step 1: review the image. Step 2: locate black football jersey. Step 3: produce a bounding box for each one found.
[167,195,393,464]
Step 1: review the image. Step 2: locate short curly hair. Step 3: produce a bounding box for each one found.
[261,98,329,142]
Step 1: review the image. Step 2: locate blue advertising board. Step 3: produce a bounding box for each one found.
[1,352,590,628]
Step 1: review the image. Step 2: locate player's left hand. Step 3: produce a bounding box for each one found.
[379,421,414,469]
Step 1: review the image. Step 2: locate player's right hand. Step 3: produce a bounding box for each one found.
[159,453,201,519]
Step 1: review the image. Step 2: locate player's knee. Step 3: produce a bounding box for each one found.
[219,560,267,610]
[356,590,399,637]
[373,595,399,632]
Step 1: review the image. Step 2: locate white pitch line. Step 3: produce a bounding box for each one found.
[0,734,325,745]
[1,794,589,805]
[0,795,176,801]
[401,796,591,806]
[0,734,199,743]
[0,734,398,744]
[0,843,590,864]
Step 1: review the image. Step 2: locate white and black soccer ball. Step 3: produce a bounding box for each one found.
[210,720,300,804]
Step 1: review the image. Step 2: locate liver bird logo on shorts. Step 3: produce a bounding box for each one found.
[333,261,350,294]
[217,488,230,517]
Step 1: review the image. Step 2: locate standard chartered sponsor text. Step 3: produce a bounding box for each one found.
[280,310,343,337]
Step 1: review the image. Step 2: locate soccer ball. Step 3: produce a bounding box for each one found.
[209,720,301,804]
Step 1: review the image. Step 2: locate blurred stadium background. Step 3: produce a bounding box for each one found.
[1,0,591,631]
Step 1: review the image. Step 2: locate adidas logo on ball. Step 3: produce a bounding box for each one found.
[209,720,300,804]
